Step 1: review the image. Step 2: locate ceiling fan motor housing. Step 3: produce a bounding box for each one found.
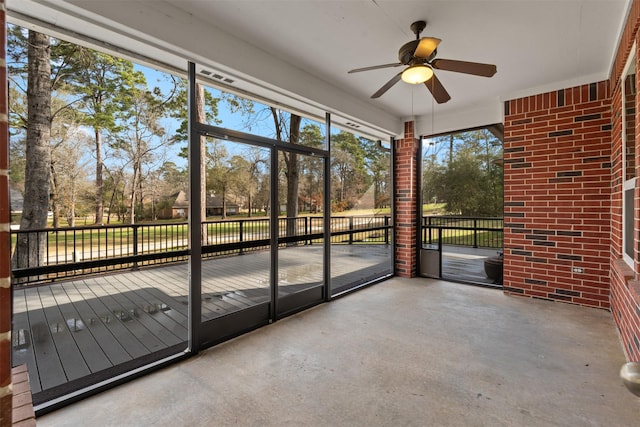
[399,40,437,64]
[399,40,420,64]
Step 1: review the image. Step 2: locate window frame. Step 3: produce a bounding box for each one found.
[622,43,637,268]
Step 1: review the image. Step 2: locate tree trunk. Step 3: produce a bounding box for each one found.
[129,162,139,225]
[285,114,301,240]
[449,134,454,166]
[222,186,227,219]
[68,195,76,227]
[50,163,60,228]
[106,183,116,224]
[13,31,52,273]
[196,84,207,242]
[94,129,104,224]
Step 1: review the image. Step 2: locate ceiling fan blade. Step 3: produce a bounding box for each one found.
[414,37,441,59]
[431,59,497,77]
[348,63,403,73]
[425,73,451,104]
[371,72,403,98]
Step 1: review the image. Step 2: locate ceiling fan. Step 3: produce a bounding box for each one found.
[348,20,497,103]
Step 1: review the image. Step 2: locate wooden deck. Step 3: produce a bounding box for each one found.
[12,244,392,405]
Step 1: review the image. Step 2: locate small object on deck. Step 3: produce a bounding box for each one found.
[620,362,640,397]
[484,251,503,284]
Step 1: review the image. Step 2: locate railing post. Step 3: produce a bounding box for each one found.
[305,216,309,245]
[385,216,389,244]
[428,216,432,245]
[132,225,139,270]
[473,218,478,248]
[239,220,244,255]
[348,216,354,245]
[438,227,443,279]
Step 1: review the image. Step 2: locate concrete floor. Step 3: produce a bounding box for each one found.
[38,278,638,426]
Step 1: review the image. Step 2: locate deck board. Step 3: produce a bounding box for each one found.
[72,281,151,359]
[107,274,188,339]
[60,282,132,366]
[37,286,92,382]
[112,273,189,325]
[11,291,41,393]
[89,278,183,349]
[48,285,113,373]
[24,288,68,391]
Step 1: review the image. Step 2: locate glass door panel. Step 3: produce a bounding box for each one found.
[276,150,325,316]
[200,140,271,344]
[329,133,393,296]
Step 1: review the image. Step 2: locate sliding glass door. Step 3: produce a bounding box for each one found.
[199,138,272,346]
[275,150,325,316]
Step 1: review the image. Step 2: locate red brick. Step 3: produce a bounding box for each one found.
[504,81,612,311]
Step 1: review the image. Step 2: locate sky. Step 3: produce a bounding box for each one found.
[136,62,351,171]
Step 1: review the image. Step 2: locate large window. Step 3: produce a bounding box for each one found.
[623,47,636,267]
[8,24,394,409]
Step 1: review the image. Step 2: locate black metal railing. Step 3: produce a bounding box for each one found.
[10,215,392,287]
[11,222,190,285]
[421,216,503,249]
[11,215,503,287]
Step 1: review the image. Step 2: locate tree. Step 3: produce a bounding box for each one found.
[331,131,371,211]
[270,108,302,237]
[49,118,91,227]
[103,165,127,223]
[12,30,52,271]
[8,25,95,232]
[67,49,136,224]
[229,149,267,217]
[159,161,188,195]
[206,140,232,219]
[7,85,27,189]
[422,129,503,216]
[112,83,169,224]
[362,138,391,209]
[299,125,324,211]
[166,79,220,239]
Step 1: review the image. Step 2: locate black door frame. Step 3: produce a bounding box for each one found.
[187,62,331,351]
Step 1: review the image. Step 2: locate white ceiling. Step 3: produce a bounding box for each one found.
[8,0,631,139]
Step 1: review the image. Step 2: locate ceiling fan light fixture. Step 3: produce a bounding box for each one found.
[401,64,433,84]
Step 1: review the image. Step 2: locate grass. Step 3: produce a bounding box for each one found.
[422,203,447,215]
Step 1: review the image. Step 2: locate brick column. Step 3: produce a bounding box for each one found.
[394,121,419,277]
[0,0,12,424]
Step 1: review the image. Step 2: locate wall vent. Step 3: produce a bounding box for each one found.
[200,69,234,84]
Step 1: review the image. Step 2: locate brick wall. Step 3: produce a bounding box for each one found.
[609,0,640,362]
[503,82,612,308]
[394,121,418,277]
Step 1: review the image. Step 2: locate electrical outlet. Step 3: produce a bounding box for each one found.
[572,267,584,273]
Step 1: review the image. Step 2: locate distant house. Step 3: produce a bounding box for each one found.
[171,190,189,218]
[163,190,239,219]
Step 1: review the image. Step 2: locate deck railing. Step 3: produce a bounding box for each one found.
[421,216,504,249]
[11,215,503,286]
[10,215,392,287]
